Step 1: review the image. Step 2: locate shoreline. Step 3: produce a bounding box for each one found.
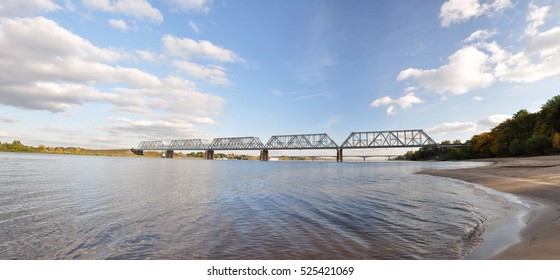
[420,155,560,259]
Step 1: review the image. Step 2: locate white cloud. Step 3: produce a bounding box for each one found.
[398,46,494,95]
[135,50,160,62]
[440,0,512,27]
[172,60,230,85]
[82,0,163,23]
[386,105,397,116]
[0,15,224,131]
[168,0,212,13]
[464,29,498,42]
[189,20,200,34]
[163,35,241,62]
[371,89,424,115]
[105,117,197,139]
[427,114,512,140]
[0,115,16,123]
[404,0,560,93]
[0,0,61,16]
[473,96,483,101]
[477,114,510,129]
[108,19,128,31]
[525,3,551,37]
[427,122,478,135]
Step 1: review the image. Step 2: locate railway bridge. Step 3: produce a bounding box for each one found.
[132,129,439,162]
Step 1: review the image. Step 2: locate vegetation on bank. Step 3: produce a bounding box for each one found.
[0,141,140,157]
[0,141,260,159]
[403,95,560,161]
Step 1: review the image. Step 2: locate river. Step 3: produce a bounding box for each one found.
[0,152,528,259]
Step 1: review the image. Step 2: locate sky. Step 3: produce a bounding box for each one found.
[1,0,560,149]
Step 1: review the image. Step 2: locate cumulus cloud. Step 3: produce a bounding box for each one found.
[477,114,511,128]
[427,122,478,135]
[82,0,163,23]
[525,3,551,37]
[439,0,512,27]
[397,46,494,95]
[371,89,424,115]
[399,3,560,96]
[0,15,225,135]
[104,117,195,139]
[135,50,160,62]
[168,0,213,13]
[108,19,128,31]
[163,35,241,62]
[428,114,512,139]
[464,29,498,42]
[0,0,61,16]
[172,60,230,85]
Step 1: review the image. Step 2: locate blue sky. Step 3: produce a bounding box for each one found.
[1,0,560,149]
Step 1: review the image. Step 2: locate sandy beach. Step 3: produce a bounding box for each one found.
[420,155,560,259]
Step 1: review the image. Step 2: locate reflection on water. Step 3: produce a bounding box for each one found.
[0,153,524,259]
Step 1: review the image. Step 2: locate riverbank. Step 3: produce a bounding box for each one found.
[420,155,560,259]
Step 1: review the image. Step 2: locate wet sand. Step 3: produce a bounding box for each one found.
[420,155,560,259]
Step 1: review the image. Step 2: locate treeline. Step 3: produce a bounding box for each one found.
[405,95,560,160]
[0,140,133,156]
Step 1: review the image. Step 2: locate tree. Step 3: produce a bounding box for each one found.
[535,95,560,136]
[508,139,523,156]
[553,132,560,150]
[525,135,552,155]
[470,132,493,156]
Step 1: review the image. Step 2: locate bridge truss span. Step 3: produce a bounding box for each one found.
[265,133,339,150]
[209,137,265,150]
[341,129,437,149]
[168,139,211,150]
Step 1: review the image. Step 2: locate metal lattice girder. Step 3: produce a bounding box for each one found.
[209,137,265,150]
[265,133,339,150]
[168,139,211,150]
[137,139,211,150]
[137,140,170,150]
[341,129,437,148]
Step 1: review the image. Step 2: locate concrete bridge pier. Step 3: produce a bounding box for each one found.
[165,150,174,158]
[205,150,214,160]
[260,149,269,161]
[337,148,343,162]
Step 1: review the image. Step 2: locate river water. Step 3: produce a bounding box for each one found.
[0,152,528,259]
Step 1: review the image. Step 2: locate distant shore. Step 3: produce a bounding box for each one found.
[420,155,560,259]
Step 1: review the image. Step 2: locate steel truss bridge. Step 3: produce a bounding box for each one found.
[132,129,439,162]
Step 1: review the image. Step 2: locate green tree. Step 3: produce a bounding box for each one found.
[535,95,560,136]
[508,139,523,156]
[525,135,552,155]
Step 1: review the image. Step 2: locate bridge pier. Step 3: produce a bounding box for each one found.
[260,149,269,161]
[165,150,174,158]
[205,149,214,160]
[337,148,343,162]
